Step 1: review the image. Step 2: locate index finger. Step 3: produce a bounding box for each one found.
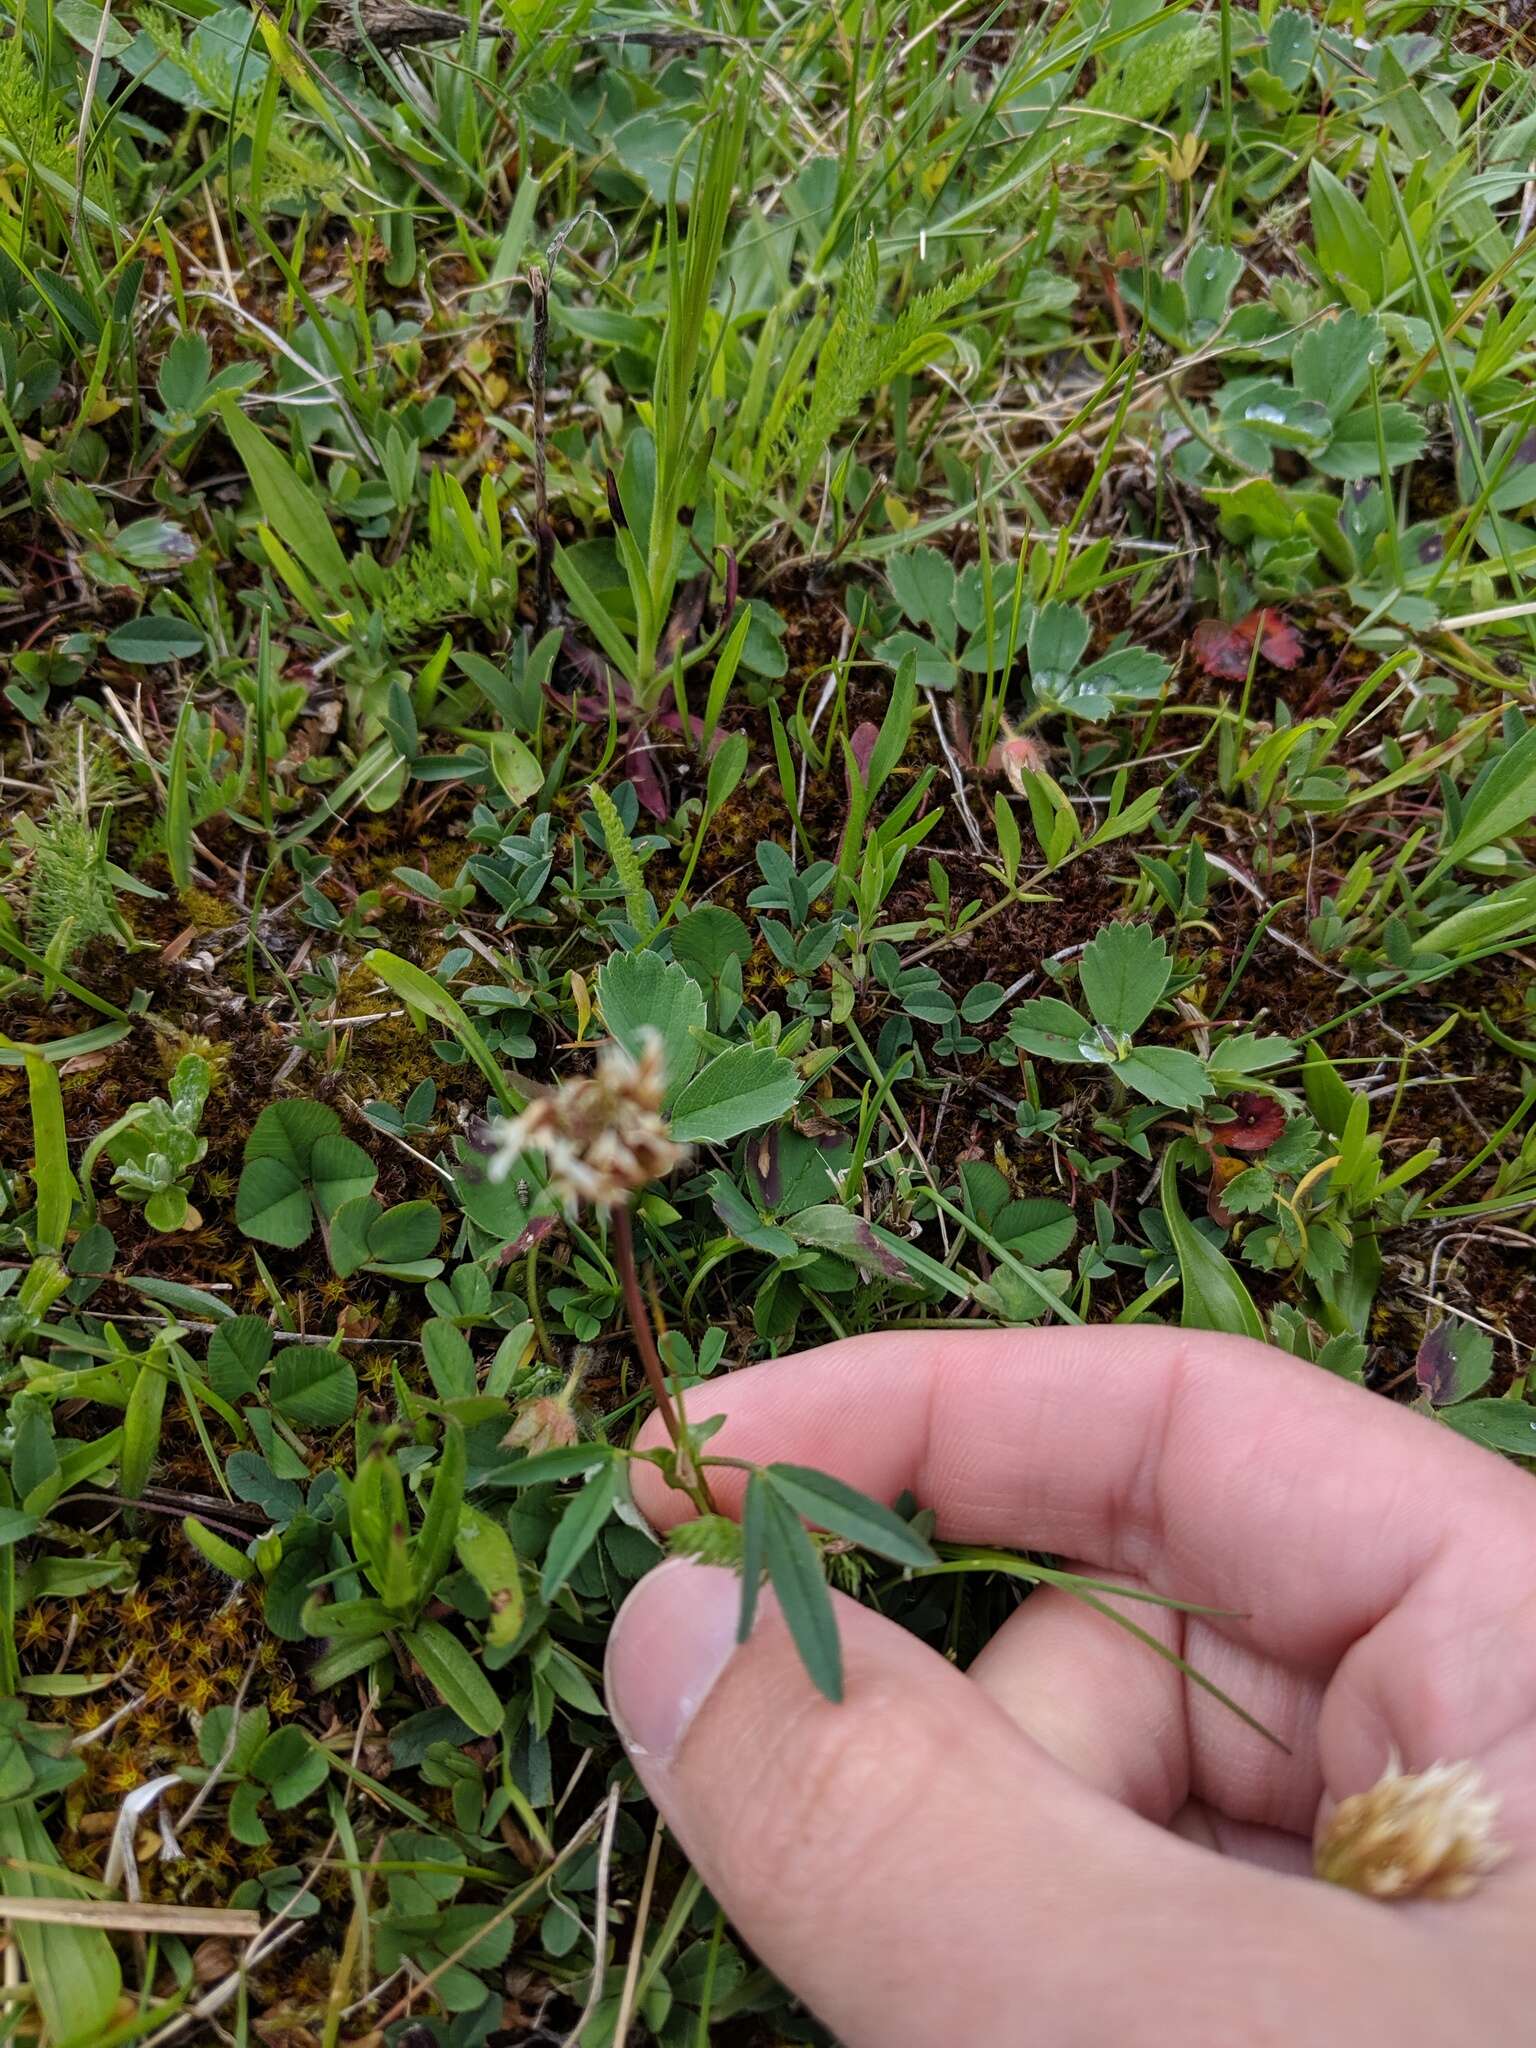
[636,1327,1536,1668]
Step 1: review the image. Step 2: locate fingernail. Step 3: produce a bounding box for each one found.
[605,1558,744,1767]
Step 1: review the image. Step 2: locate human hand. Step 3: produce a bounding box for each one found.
[603,1329,1536,2046]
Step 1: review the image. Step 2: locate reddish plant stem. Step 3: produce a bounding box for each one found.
[611,1203,712,1508]
[530,264,553,639]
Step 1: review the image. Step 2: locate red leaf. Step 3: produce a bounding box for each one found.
[1191,609,1303,680]
[1254,609,1303,669]
[1215,1092,1287,1154]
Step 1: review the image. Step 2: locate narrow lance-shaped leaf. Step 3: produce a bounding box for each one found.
[412,1419,467,1604]
[403,1620,503,1737]
[455,1508,527,1649]
[1432,726,1536,877]
[766,1465,936,1569]
[760,1475,843,1703]
[738,1468,768,1645]
[15,1046,75,1253]
[0,1802,122,2043]
[1159,1149,1264,1343]
[539,1463,619,1603]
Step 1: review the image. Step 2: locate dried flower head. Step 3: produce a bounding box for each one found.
[1315,1754,1508,1901]
[502,1393,581,1457]
[485,1031,688,1211]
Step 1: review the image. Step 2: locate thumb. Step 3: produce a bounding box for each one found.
[603,1561,1390,2047]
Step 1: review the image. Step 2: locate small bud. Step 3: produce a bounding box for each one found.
[1315,1755,1507,1901]
[605,467,627,530]
[668,1516,745,1568]
[984,724,1050,794]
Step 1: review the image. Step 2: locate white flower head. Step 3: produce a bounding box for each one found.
[485,1030,688,1212]
[1315,1753,1508,1901]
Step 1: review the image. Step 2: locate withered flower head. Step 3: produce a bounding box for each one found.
[485,1031,688,1211]
[1315,1754,1507,1901]
[502,1393,581,1456]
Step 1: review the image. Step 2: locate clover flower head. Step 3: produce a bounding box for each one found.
[1315,1753,1507,1901]
[484,1031,688,1211]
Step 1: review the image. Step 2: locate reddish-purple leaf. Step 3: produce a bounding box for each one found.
[849,1220,907,1280]
[848,721,880,786]
[1255,609,1303,670]
[1191,609,1303,680]
[1216,1093,1287,1154]
[1416,1319,1495,1408]
[506,1213,558,1259]
[748,1127,783,1208]
[625,726,669,817]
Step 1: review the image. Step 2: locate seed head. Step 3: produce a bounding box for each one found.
[485,1031,688,1211]
[1315,1754,1507,1901]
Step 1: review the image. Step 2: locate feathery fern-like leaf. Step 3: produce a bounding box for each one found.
[767,234,996,500]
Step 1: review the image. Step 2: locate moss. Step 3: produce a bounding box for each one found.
[178,887,241,932]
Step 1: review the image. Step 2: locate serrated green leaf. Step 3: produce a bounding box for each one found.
[1026,601,1092,692]
[1079,923,1171,1040]
[1114,1044,1211,1109]
[1314,404,1424,479]
[1007,996,1097,1063]
[1440,1399,1536,1456]
[597,949,705,1096]
[269,1346,358,1429]
[1292,310,1383,420]
[669,1046,800,1144]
